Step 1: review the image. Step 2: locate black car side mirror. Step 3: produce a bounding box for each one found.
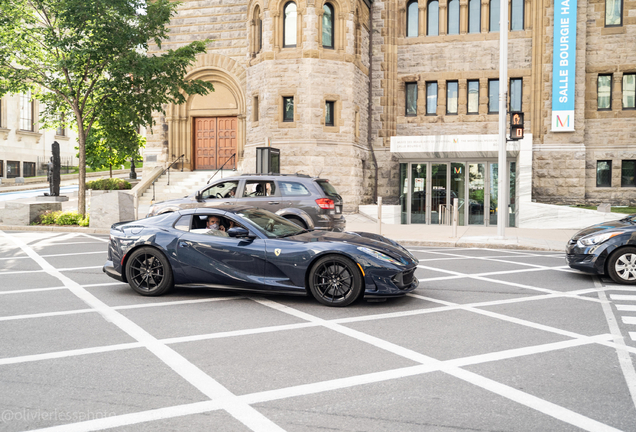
[227,227,255,239]
[195,191,203,202]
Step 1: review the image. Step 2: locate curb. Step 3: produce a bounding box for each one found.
[0,225,110,235]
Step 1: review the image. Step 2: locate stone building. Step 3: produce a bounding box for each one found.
[0,92,78,181]
[143,0,636,226]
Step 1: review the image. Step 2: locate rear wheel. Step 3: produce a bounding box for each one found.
[308,255,363,307]
[285,216,307,229]
[125,247,174,296]
[607,247,636,285]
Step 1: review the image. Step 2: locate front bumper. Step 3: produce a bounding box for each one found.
[364,266,419,298]
[565,240,608,275]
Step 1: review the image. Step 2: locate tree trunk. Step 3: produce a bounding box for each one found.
[76,119,87,217]
[109,164,112,178]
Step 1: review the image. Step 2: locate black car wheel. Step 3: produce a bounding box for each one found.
[608,247,636,284]
[308,255,363,307]
[125,247,174,296]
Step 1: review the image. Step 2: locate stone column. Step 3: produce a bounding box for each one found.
[458,80,467,115]
[481,0,489,32]
[460,0,468,34]
[439,0,448,35]
[419,5,426,36]
[479,77,489,114]
[272,11,280,52]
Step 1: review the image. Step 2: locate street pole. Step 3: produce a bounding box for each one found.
[497,0,509,238]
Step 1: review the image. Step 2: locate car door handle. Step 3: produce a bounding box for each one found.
[268,201,280,204]
[179,240,192,248]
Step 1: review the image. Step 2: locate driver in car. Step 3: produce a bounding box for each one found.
[206,216,229,237]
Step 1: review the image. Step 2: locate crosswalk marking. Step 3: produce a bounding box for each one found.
[622,316,636,325]
[617,304,636,311]
[610,294,636,301]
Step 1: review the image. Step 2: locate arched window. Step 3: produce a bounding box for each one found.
[407,0,419,38]
[283,2,297,47]
[254,6,262,53]
[427,0,439,36]
[468,0,480,33]
[322,3,334,48]
[447,0,459,35]
[489,0,499,32]
[511,0,523,30]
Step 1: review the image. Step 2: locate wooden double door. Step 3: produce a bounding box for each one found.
[194,117,237,170]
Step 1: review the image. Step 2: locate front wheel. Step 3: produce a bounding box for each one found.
[607,247,636,285]
[125,247,174,296]
[308,255,363,307]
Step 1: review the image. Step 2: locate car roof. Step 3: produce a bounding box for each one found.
[182,205,259,216]
[207,173,326,182]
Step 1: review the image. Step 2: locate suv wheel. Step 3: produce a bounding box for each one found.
[285,216,307,229]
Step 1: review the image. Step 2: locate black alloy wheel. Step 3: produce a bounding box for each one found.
[125,247,174,296]
[308,255,363,307]
[607,247,636,285]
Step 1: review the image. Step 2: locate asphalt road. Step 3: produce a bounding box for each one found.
[1,230,636,432]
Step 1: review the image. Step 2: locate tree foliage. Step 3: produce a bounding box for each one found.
[0,0,214,215]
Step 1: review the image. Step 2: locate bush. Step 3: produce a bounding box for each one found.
[32,211,90,226]
[86,178,131,190]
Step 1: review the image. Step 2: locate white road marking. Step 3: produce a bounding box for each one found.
[631,333,636,341]
[610,294,636,301]
[0,286,67,295]
[616,305,636,311]
[58,265,103,271]
[0,231,287,432]
[622,316,636,325]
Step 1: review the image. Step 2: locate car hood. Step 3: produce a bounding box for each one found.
[571,218,635,241]
[284,230,418,265]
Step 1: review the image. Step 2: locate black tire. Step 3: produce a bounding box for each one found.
[125,247,174,296]
[286,216,307,229]
[308,255,363,307]
[607,247,636,285]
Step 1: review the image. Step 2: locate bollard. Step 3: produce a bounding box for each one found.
[452,198,458,238]
[377,196,382,236]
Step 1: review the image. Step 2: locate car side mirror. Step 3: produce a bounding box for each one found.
[195,191,203,202]
[227,227,255,239]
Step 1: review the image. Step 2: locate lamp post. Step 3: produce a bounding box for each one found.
[497,0,509,238]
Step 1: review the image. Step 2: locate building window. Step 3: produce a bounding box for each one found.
[19,91,34,131]
[325,101,335,126]
[56,113,65,136]
[283,2,297,48]
[598,75,612,110]
[597,160,612,187]
[427,0,439,36]
[488,79,499,113]
[283,96,294,122]
[0,160,3,177]
[510,78,522,112]
[447,0,459,35]
[407,0,419,37]
[426,82,438,115]
[7,161,20,178]
[623,74,635,109]
[468,0,481,33]
[253,96,259,121]
[489,0,499,32]
[322,3,334,48]
[446,81,458,114]
[405,82,418,116]
[621,160,636,187]
[605,0,622,26]
[255,6,263,53]
[23,162,36,178]
[467,80,479,114]
[511,0,524,30]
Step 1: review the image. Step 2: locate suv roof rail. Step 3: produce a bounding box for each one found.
[239,172,314,178]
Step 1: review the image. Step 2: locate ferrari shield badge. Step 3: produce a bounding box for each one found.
[275,248,281,256]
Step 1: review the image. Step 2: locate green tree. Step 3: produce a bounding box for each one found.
[0,0,214,215]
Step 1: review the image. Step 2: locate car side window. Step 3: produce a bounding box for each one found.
[174,215,191,232]
[189,214,246,236]
[201,181,239,200]
[243,180,277,197]
[280,181,311,196]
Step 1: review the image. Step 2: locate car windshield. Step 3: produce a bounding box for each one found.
[622,214,636,223]
[236,208,306,238]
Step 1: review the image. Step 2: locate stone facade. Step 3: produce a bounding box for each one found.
[143,0,636,212]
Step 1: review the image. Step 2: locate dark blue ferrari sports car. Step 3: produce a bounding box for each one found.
[103,206,419,306]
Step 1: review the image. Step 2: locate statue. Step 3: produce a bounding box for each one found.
[47,141,61,196]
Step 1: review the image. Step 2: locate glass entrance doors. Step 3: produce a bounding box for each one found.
[401,160,516,227]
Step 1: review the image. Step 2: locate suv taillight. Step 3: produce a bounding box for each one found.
[315,198,335,210]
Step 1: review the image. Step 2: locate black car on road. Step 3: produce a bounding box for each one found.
[566,215,636,284]
[146,173,346,232]
[104,206,419,307]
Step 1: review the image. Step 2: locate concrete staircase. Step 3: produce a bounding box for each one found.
[137,169,238,218]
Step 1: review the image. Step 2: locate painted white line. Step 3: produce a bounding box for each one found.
[33,241,106,247]
[0,269,45,275]
[0,342,143,366]
[0,255,30,261]
[79,233,110,243]
[42,251,107,258]
[616,305,636,312]
[162,322,318,345]
[621,316,636,325]
[631,332,636,342]
[1,230,286,432]
[610,294,636,301]
[113,296,239,310]
[58,265,103,271]
[0,308,96,322]
[82,282,127,288]
[595,278,636,413]
[0,286,67,295]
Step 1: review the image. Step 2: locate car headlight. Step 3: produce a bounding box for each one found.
[577,231,623,247]
[357,247,402,265]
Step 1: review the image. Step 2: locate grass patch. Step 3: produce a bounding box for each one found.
[570,205,636,214]
[32,211,89,227]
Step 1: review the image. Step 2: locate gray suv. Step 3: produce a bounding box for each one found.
[146,173,346,231]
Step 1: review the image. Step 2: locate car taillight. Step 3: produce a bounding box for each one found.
[316,198,335,210]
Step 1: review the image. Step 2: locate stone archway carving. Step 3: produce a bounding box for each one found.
[166,53,247,171]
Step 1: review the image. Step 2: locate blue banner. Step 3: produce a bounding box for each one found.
[551,0,577,132]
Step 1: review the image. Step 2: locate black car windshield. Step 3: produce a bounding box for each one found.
[236,208,305,238]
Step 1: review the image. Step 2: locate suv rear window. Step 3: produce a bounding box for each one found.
[280,181,311,196]
[316,180,340,198]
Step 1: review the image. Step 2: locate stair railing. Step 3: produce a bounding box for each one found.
[207,153,237,184]
[151,154,185,202]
